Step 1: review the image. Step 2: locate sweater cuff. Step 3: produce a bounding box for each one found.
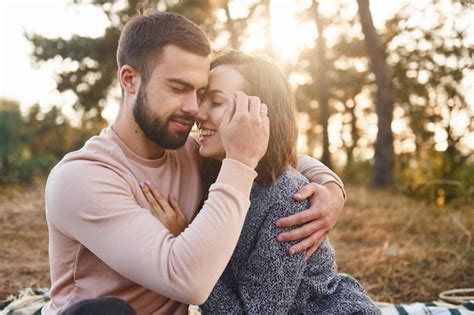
[313,175,347,200]
[214,159,257,197]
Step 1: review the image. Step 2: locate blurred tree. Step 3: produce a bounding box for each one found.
[357,0,395,187]
[386,1,474,201]
[295,2,370,173]
[221,0,259,50]
[313,0,331,167]
[27,0,219,128]
[261,0,274,58]
[331,34,370,177]
[21,104,83,159]
[0,99,24,175]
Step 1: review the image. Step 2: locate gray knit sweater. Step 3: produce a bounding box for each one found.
[200,168,380,314]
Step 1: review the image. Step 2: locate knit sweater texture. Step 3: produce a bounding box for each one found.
[201,168,381,314]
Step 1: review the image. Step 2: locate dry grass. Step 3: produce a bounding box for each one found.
[0,183,472,303]
[332,185,473,303]
[0,181,50,301]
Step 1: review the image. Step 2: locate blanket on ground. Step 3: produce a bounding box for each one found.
[2,288,473,314]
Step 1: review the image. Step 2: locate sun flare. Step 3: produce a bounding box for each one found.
[269,1,316,62]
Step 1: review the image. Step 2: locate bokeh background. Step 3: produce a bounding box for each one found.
[0,0,473,305]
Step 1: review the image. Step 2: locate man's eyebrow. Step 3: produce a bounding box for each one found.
[166,78,194,89]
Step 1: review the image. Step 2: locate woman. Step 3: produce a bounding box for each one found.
[142,51,380,314]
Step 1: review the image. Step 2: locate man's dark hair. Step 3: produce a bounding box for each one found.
[117,12,211,85]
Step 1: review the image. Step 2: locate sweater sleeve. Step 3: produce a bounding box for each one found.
[224,198,308,313]
[45,158,256,305]
[297,154,346,199]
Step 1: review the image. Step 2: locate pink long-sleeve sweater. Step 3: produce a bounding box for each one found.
[42,126,344,315]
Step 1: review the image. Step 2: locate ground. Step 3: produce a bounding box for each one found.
[0,182,472,303]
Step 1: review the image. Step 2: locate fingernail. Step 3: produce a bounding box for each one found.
[145,180,151,186]
[275,220,282,227]
[276,235,283,242]
[139,181,145,188]
[289,249,295,255]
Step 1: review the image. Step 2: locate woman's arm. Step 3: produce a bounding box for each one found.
[202,193,308,314]
[237,198,307,313]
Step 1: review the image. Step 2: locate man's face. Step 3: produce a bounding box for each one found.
[133,45,210,149]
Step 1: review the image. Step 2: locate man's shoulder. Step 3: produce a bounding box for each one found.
[45,132,135,218]
[48,131,131,186]
[59,128,126,165]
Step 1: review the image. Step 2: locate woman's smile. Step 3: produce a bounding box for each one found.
[198,127,217,144]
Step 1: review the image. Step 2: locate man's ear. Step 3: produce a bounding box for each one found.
[119,65,140,95]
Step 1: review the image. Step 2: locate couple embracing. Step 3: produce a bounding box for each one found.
[43,12,380,315]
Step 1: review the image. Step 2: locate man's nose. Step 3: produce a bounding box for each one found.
[181,93,200,116]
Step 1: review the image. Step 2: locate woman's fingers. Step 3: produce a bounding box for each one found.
[140,183,161,213]
[169,195,186,220]
[147,182,173,213]
[140,181,187,236]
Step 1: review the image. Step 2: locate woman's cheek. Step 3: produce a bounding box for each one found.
[215,107,226,126]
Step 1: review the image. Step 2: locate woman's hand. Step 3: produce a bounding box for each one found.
[140,181,187,236]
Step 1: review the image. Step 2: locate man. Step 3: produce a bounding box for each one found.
[43,12,346,315]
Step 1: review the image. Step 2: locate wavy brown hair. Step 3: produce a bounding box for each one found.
[200,50,298,194]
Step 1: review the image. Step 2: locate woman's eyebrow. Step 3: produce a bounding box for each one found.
[206,89,225,96]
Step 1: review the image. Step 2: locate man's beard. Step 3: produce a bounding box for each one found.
[133,85,195,150]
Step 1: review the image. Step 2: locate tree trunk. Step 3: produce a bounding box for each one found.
[224,2,239,49]
[346,98,359,170]
[314,1,331,167]
[357,0,394,187]
[262,0,274,58]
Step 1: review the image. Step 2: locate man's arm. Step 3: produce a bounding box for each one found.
[46,158,255,305]
[297,154,346,199]
[276,155,346,259]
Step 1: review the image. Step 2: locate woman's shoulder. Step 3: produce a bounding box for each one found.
[273,167,310,194]
[251,167,310,215]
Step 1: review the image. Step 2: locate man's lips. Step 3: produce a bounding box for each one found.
[171,118,194,129]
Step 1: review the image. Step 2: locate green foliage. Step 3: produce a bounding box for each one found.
[341,160,373,185]
[395,152,473,205]
[0,99,24,179]
[0,98,95,186]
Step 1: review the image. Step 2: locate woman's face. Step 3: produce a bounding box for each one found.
[197,65,248,160]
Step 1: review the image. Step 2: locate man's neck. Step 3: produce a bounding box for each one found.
[113,112,165,160]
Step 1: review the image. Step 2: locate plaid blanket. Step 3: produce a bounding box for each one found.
[2,289,473,315]
[376,301,474,315]
[0,288,49,315]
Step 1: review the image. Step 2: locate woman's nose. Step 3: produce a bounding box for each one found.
[195,103,208,122]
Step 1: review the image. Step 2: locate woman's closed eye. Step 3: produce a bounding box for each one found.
[211,101,224,107]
